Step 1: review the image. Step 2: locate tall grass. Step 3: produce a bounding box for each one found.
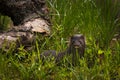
[49,0,120,48]
[0,15,11,31]
[0,0,120,79]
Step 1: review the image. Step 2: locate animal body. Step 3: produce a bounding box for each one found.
[40,50,56,61]
[40,34,86,66]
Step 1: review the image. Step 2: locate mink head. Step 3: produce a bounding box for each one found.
[70,34,85,49]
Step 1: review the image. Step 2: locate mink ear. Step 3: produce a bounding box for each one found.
[80,35,84,40]
[70,35,74,40]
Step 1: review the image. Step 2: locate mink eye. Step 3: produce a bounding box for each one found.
[79,40,84,45]
[71,40,75,44]
[79,40,82,43]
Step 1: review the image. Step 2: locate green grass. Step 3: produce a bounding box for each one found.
[0,0,120,80]
[0,15,11,31]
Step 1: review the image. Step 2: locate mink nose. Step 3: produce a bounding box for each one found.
[73,41,81,48]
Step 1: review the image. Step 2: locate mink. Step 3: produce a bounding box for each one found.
[40,34,85,66]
